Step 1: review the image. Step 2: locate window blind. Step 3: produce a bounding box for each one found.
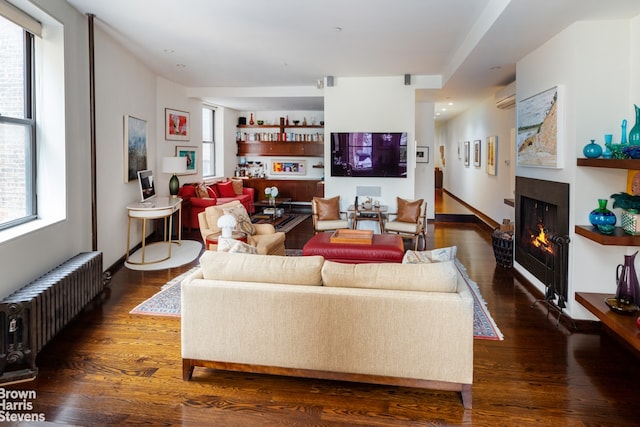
[0,0,41,37]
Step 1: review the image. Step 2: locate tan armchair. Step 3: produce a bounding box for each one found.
[311,196,350,234]
[384,198,427,250]
[198,200,286,255]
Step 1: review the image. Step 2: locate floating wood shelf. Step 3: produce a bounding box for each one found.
[575,225,640,246]
[576,158,640,169]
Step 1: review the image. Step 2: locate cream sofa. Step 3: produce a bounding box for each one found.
[181,251,474,409]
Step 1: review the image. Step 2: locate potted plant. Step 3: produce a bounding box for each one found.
[611,192,640,235]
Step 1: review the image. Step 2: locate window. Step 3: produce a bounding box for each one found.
[0,15,36,230]
[202,107,215,177]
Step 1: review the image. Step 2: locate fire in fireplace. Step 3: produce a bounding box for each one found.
[515,177,570,310]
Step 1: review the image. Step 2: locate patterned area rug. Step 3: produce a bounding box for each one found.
[130,259,504,340]
[252,213,310,234]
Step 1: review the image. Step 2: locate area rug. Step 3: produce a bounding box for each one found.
[130,258,504,340]
[124,240,202,271]
[252,213,310,233]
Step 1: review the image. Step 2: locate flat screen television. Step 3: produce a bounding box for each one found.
[137,170,156,202]
[331,132,407,177]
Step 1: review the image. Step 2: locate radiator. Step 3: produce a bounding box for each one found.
[0,252,103,384]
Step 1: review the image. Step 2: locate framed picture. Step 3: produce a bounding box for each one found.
[486,136,498,175]
[517,85,562,168]
[271,160,306,175]
[176,146,197,174]
[416,146,429,164]
[165,108,190,141]
[473,140,481,167]
[464,141,470,167]
[124,115,147,182]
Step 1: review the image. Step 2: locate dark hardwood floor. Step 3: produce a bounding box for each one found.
[7,201,640,426]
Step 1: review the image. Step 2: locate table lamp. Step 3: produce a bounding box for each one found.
[162,156,187,197]
[217,213,237,238]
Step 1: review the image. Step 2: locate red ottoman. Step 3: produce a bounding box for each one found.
[302,232,404,264]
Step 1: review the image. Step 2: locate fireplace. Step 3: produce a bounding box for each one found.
[515,177,570,308]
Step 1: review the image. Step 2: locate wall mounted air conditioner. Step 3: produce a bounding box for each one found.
[495,81,516,110]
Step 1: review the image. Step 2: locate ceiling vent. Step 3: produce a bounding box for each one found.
[495,81,516,110]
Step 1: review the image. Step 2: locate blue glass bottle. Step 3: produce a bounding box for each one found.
[629,104,640,145]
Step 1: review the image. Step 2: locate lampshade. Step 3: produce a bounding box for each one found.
[162,156,187,174]
[217,213,237,238]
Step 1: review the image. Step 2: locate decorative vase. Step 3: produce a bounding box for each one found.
[621,209,640,235]
[589,199,616,232]
[621,119,628,144]
[249,113,255,125]
[629,104,640,145]
[583,140,602,158]
[615,251,640,306]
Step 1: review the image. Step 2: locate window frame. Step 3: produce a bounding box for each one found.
[202,106,215,178]
[0,24,37,231]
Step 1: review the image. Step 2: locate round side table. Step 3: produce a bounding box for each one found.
[205,231,248,250]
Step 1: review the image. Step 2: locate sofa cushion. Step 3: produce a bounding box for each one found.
[195,183,210,198]
[321,260,458,293]
[403,246,457,264]
[200,251,324,286]
[227,205,256,235]
[315,196,341,220]
[396,197,423,223]
[217,180,236,197]
[230,178,244,195]
[179,185,196,199]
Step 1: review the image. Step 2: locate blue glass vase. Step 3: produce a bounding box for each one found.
[589,199,616,234]
[583,139,602,158]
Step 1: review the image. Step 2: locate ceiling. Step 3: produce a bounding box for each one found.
[64,0,640,121]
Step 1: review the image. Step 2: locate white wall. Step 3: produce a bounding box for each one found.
[515,19,637,320]
[0,0,92,297]
[323,76,420,213]
[438,96,516,224]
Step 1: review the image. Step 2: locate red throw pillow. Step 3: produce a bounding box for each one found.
[217,181,236,197]
[179,185,196,198]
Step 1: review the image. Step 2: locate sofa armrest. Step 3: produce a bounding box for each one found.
[253,223,276,235]
[242,186,255,200]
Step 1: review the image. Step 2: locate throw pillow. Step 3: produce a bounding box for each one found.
[396,197,423,223]
[217,238,258,254]
[179,185,196,198]
[195,182,209,198]
[217,180,236,197]
[224,205,256,235]
[403,246,457,264]
[230,178,244,195]
[315,196,340,221]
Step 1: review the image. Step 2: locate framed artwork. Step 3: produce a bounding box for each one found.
[124,115,147,183]
[416,146,429,163]
[176,146,197,174]
[517,85,562,168]
[165,108,190,141]
[486,136,498,175]
[473,140,481,167]
[271,160,306,175]
[627,170,640,195]
[463,141,470,167]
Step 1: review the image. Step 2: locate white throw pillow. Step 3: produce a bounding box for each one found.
[217,238,258,254]
[403,246,457,264]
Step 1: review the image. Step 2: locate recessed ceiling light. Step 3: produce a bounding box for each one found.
[441,108,447,112]
[163,49,175,54]
[436,112,441,116]
[490,66,501,70]
[334,26,343,32]
[448,102,453,106]
[176,63,186,68]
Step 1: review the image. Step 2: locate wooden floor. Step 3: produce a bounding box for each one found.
[7,197,640,426]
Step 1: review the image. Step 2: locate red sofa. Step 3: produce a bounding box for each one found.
[178,181,255,230]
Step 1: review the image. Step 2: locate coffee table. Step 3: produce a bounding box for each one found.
[302,232,404,264]
[253,198,293,222]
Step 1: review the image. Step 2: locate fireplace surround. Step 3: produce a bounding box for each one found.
[515,177,570,307]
